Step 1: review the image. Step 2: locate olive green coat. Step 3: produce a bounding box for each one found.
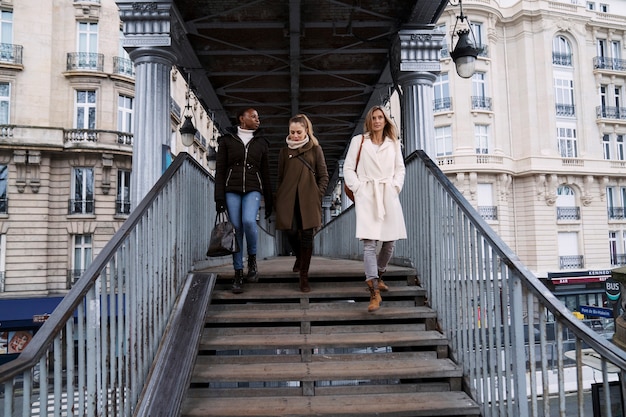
[275,141,329,231]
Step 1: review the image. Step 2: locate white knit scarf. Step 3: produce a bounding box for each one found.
[286,135,309,150]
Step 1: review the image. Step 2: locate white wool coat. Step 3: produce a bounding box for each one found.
[343,133,407,241]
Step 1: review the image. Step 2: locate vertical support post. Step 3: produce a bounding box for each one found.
[391,27,445,158]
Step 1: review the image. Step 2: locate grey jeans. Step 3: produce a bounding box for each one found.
[363,239,395,281]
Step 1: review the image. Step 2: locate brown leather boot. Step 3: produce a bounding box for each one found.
[366,279,381,312]
[299,247,312,292]
[377,270,389,292]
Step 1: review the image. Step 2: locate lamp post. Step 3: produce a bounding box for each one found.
[449,0,482,78]
[179,72,197,147]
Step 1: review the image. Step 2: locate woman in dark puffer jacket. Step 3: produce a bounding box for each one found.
[214,108,273,294]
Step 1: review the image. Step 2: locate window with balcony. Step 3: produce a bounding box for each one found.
[118,94,133,144]
[470,21,488,57]
[557,125,577,158]
[554,76,575,116]
[477,183,497,221]
[69,234,92,286]
[600,3,609,12]
[433,73,451,112]
[607,186,626,219]
[75,90,96,131]
[471,72,491,110]
[553,35,572,66]
[76,21,99,70]
[609,231,626,266]
[69,167,94,214]
[0,10,19,65]
[116,170,131,215]
[558,232,583,269]
[0,82,9,124]
[475,124,489,154]
[603,133,625,161]
[0,164,7,214]
[556,185,580,220]
[114,29,134,77]
[435,126,452,157]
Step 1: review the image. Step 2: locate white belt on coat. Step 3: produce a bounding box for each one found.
[363,176,392,221]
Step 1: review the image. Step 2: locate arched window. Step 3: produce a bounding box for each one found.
[556,185,579,220]
[553,35,572,66]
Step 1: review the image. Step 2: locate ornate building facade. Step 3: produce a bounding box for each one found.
[0,0,213,362]
[435,0,626,312]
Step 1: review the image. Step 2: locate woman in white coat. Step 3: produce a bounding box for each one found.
[343,105,407,312]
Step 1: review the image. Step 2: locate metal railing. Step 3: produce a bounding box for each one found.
[0,153,275,416]
[316,150,626,417]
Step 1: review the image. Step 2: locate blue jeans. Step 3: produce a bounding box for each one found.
[226,191,261,270]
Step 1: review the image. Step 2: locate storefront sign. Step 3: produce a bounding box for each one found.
[548,270,612,285]
[579,305,613,318]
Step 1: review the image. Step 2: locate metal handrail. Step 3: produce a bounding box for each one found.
[316,149,626,416]
[0,153,219,416]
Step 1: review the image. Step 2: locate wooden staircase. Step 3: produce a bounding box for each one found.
[181,259,480,417]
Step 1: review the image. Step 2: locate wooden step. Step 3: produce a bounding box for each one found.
[212,281,425,301]
[181,391,480,417]
[191,352,463,383]
[205,302,437,323]
[181,259,480,417]
[200,328,448,351]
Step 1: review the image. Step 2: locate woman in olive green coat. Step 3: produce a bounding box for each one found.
[275,114,329,292]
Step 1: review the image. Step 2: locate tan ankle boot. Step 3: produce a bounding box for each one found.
[377,271,389,292]
[366,279,381,312]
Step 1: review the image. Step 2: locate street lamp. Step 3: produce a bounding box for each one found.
[179,73,197,147]
[449,0,482,78]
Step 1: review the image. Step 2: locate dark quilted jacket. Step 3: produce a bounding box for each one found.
[214,128,273,212]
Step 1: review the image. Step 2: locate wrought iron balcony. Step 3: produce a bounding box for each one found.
[596,105,626,120]
[559,255,584,269]
[113,56,134,77]
[593,56,626,72]
[555,103,575,117]
[608,206,626,219]
[116,199,131,215]
[68,199,94,215]
[0,43,23,65]
[556,206,580,220]
[471,96,492,110]
[66,52,104,72]
[478,205,497,220]
[433,97,452,112]
[552,52,572,66]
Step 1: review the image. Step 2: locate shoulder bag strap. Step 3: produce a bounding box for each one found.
[355,134,364,169]
[296,154,316,176]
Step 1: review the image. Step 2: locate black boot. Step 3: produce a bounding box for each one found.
[247,254,258,282]
[299,247,313,293]
[232,269,244,294]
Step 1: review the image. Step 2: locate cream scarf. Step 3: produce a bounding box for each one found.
[286,135,309,150]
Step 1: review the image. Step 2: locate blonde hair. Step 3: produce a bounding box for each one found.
[289,113,319,146]
[363,105,398,141]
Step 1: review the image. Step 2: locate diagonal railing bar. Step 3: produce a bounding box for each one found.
[316,149,626,416]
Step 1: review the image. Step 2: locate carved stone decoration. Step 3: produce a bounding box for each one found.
[28,151,41,193]
[391,28,445,74]
[101,153,114,195]
[455,172,466,195]
[536,174,546,201]
[581,175,594,206]
[498,173,511,202]
[13,150,26,193]
[469,172,478,200]
[544,174,558,206]
[600,176,609,201]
